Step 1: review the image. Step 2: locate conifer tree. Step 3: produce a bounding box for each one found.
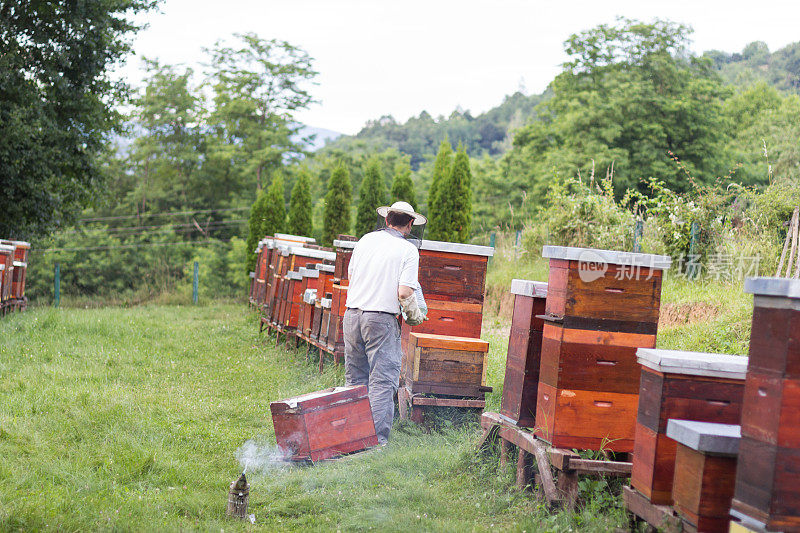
[355,157,387,237]
[323,164,352,245]
[245,190,269,272]
[260,173,286,239]
[440,143,473,243]
[390,158,417,210]
[288,167,313,237]
[426,139,453,240]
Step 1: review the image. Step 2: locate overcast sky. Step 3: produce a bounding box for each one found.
[121,0,800,135]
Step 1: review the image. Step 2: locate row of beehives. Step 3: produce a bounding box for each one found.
[249,232,498,460]
[0,239,30,314]
[499,246,799,533]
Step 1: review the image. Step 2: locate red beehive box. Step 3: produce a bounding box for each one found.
[535,246,671,452]
[500,279,548,427]
[2,240,29,300]
[301,288,317,338]
[318,296,332,345]
[0,244,14,303]
[667,420,740,533]
[631,348,746,505]
[732,277,800,532]
[270,385,378,461]
[282,271,304,328]
[315,263,335,302]
[400,239,494,355]
[333,237,357,283]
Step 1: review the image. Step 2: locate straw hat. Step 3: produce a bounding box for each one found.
[376,201,427,225]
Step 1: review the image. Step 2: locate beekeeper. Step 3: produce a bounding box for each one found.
[343,201,427,445]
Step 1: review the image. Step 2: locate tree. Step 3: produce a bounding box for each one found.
[439,144,473,243]
[0,0,159,239]
[288,167,313,237]
[245,191,270,272]
[507,19,731,200]
[355,157,387,237]
[323,164,353,245]
[390,158,417,210]
[426,140,454,240]
[206,33,318,192]
[261,174,287,239]
[128,60,203,214]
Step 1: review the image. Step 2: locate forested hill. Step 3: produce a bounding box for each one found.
[321,40,800,169]
[704,41,800,93]
[320,90,549,169]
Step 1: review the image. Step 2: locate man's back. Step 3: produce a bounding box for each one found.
[345,229,419,314]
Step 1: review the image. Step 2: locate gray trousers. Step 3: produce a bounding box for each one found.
[343,308,402,444]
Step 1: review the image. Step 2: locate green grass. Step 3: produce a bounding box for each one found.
[0,304,629,532]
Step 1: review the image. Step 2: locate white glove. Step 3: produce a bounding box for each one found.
[399,294,425,326]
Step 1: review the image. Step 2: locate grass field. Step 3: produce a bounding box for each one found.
[0,259,754,531]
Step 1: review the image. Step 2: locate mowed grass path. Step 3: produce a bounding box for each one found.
[1,304,619,532]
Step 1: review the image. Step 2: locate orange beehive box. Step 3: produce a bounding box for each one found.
[402,333,490,398]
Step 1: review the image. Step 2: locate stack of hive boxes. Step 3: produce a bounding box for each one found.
[731,277,800,532]
[0,243,14,313]
[331,237,357,362]
[535,246,671,452]
[500,279,548,427]
[631,348,747,505]
[0,240,30,312]
[399,240,494,421]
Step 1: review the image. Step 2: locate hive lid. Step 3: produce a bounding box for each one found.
[541,246,672,270]
[409,332,489,352]
[290,246,336,261]
[419,239,494,257]
[298,267,320,278]
[1,240,30,248]
[274,233,316,243]
[745,277,800,299]
[249,272,256,278]
[13,261,26,268]
[315,264,335,273]
[666,419,740,456]
[0,245,15,252]
[510,279,547,298]
[333,239,357,249]
[286,271,303,281]
[636,348,747,379]
[273,385,366,410]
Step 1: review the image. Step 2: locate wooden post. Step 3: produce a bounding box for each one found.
[516,449,532,490]
[192,261,199,304]
[500,439,512,469]
[633,219,643,253]
[54,262,60,308]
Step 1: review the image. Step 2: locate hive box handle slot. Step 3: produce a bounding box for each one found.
[594,401,613,408]
[706,399,730,406]
[330,418,347,427]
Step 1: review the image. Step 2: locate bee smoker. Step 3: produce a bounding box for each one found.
[226,473,250,519]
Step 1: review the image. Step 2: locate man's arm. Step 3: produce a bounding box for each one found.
[398,285,413,299]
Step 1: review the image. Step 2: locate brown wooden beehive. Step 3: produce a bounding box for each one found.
[270,385,378,461]
[534,246,671,452]
[631,348,747,505]
[402,333,490,398]
[500,279,548,427]
[400,240,494,355]
[731,277,800,532]
[667,419,740,533]
[0,245,14,304]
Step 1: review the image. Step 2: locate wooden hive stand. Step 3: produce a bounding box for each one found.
[478,412,632,511]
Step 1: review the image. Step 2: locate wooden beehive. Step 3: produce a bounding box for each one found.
[534,246,671,452]
[328,284,348,355]
[732,277,800,532]
[667,420,741,533]
[288,246,336,273]
[500,279,548,427]
[332,236,357,283]
[318,296,332,345]
[402,333,490,398]
[631,348,747,505]
[310,299,323,341]
[270,385,378,461]
[314,263,335,303]
[301,288,317,338]
[400,240,494,355]
[0,245,14,304]
[282,271,304,328]
[2,240,29,300]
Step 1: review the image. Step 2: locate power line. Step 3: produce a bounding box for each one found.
[61,219,246,235]
[32,240,222,253]
[78,207,249,223]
